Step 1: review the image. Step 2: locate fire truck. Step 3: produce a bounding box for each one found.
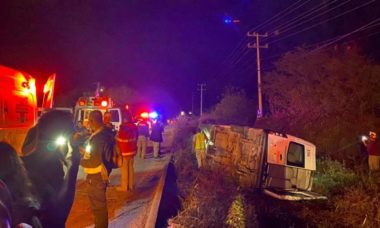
[0,65,55,154]
[74,96,123,131]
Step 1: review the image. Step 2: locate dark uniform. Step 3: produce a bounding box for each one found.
[80,127,114,228]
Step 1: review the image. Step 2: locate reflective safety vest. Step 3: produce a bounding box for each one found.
[194,132,206,150]
[116,123,137,157]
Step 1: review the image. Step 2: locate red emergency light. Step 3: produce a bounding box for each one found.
[21,81,29,89]
[140,112,149,118]
[101,100,108,107]
[78,98,86,106]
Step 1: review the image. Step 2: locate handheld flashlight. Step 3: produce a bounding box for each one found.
[85,144,91,153]
[56,136,67,146]
[362,135,368,142]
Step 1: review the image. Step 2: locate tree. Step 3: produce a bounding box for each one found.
[211,87,256,126]
[104,85,141,107]
[261,47,380,162]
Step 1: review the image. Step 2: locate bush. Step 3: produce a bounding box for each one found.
[210,87,256,126]
[313,158,359,196]
[302,175,380,227]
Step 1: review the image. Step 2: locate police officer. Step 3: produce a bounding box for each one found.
[80,110,113,228]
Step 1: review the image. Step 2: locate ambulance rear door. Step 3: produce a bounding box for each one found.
[108,108,122,131]
[0,66,37,129]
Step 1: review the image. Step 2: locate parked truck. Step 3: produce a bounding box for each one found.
[205,125,326,200]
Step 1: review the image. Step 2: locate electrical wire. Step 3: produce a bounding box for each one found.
[306,18,380,55]
[248,0,311,33]
[270,0,350,36]
[268,0,376,45]
[226,0,310,67]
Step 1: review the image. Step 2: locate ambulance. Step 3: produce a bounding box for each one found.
[73,96,123,131]
[0,65,55,153]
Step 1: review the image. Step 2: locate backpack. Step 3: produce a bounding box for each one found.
[102,130,122,170]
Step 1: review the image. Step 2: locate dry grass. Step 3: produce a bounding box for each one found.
[169,121,259,228]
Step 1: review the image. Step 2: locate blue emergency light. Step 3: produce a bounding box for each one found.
[149,111,158,119]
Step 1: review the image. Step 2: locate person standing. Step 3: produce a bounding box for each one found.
[150,120,164,159]
[116,114,137,191]
[103,111,116,137]
[80,110,113,228]
[21,110,81,227]
[136,119,150,159]
[363,131,380,172]
[193,128,208,169]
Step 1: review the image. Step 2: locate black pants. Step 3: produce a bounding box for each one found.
[86,173,108,228]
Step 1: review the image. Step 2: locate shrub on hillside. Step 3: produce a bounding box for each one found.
[302,176,380,227]
[172,117,198,150]
[313,158,359,196]
[210,87,256,126]
[261,48,380,165]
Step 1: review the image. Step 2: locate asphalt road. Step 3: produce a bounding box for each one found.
[66,150,171,228]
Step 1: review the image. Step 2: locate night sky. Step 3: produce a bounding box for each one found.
[1,0,379,116]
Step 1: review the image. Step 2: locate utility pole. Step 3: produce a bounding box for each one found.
[197,83,206,116]
[247,32,268,119]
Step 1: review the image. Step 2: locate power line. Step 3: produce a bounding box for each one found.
[305,18,380,55]
[219,0,323,77]
[268,0,339,34]
[226,0,310,67]
[248,0,311,32]
[227,0,341,73]
[249,20,380,73]
[270,0,349,36]
[268,0,376,45]
[260,20,380,62]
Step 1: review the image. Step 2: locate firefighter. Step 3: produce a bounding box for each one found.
[193,128,208,168]
[116,114,138,191]
[136,119,150,159]
[80,110,113,228]
[363,131,380,172]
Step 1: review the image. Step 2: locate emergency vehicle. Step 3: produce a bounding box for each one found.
[74,96,122,131]
[0,65,55,153]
